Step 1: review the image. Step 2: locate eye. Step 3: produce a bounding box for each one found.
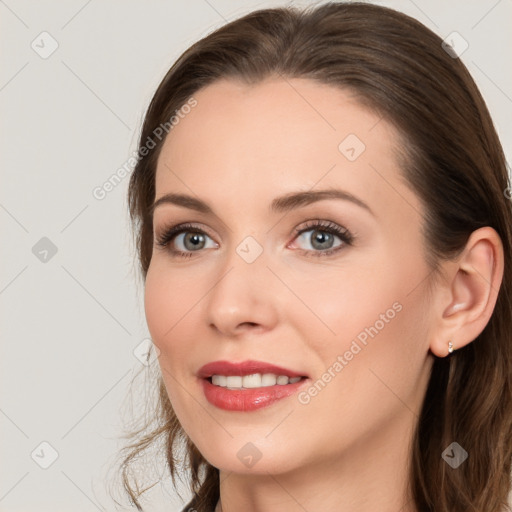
[154,220,354,259]
[154,222,217,259]
[290,220,353,258]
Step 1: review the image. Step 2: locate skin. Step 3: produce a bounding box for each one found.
[144,77,504,512]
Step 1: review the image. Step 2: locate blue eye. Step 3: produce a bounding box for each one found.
[155,223,216,258]
[292,220,353,257]
[155,220,353,259]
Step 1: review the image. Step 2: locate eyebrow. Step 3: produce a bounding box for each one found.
[150,188,375,217]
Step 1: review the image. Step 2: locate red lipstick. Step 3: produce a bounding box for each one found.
[197,360,309,412]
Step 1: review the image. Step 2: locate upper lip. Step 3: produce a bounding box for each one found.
[197,360,308,379]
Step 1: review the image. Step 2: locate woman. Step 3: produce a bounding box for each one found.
[117,2,512,511]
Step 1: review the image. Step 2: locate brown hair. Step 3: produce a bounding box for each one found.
[115,2,512,511]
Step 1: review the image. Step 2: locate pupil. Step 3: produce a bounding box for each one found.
[313,230,332,249]
[185,233,204,250]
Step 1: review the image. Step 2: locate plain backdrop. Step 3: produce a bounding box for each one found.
[1,1,511,511]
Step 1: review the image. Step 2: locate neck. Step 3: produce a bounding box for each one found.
[214,411,418,512]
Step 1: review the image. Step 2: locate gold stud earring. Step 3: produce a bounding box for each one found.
[448,340,454,354]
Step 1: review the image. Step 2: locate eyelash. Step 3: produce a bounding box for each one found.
[154,220,354,259]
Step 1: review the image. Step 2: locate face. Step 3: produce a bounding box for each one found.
[145,77,435,476]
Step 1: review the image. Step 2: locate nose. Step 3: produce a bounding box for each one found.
[205,241,280,338]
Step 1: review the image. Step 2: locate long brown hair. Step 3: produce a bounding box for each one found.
[115,2,512,511]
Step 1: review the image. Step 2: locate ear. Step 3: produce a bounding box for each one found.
[429,227,504,357]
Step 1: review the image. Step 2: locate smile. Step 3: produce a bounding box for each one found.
[198,360,310,411]
[210,373,303,389]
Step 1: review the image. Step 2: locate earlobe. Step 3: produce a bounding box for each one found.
[430,227,504,358]
[431,339,457,358]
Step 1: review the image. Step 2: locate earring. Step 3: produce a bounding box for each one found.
[448,340,455,354]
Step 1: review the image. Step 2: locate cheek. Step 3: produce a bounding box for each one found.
[290,291,427,463]
[144,265,195,413]
[144,262,208,375]
[301,262,430,417]
[294,252,429,393]
[284,261,398,351]
[143,264,189,352]
[144,266,168,345]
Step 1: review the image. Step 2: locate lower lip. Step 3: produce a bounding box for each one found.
[201,378,308,411]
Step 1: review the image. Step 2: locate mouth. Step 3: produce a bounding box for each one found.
[206,374,306,389]
[198,359,308,381]
[197,360,310,411]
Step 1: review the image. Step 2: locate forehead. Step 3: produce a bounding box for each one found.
[154,77,418,219]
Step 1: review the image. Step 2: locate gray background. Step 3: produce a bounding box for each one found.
[1,0,511,511]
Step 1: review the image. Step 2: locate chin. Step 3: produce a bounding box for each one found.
[197,439,304,476]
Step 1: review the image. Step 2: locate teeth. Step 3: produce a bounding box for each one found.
[276,375,289,385]
[262,374,277,386]
[226,376,242,388]
[212,375,227,387]
[211,373,303,389]
[243,373,262,388]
